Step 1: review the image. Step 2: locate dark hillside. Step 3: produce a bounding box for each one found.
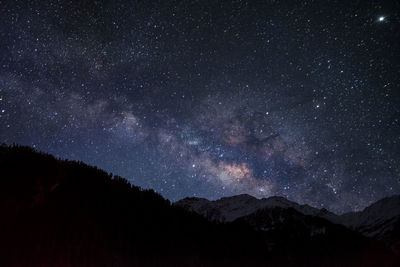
[0,145,268,266]
[0,145,396,266]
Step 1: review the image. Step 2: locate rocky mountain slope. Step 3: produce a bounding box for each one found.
[175,194,338,223]
[338,195,400,253]
[176,193,400,254]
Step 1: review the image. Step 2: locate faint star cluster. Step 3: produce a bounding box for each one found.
[0,0,399,213]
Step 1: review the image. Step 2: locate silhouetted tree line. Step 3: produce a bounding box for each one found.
[0,144,397,266]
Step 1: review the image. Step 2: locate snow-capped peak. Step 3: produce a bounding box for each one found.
[175,194,338,222]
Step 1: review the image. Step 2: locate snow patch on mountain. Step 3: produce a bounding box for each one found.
[175,194,338,223]
[338,195,400,238]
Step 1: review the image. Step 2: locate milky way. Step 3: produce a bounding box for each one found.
[0,0,399,213]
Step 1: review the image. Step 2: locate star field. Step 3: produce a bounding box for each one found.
[0,0,399,213]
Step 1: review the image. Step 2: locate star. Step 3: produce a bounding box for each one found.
[0,0,398,214]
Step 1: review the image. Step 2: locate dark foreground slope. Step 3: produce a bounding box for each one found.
[0,145,396,266]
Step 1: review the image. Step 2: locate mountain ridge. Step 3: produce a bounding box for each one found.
[175,193,400,254]
[175,193,339,223]
[0,145,397,266]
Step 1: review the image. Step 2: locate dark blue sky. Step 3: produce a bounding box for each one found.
[0,0,399,213]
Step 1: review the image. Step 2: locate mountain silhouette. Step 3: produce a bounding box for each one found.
[0,145,397,266]
[176,192,400,255]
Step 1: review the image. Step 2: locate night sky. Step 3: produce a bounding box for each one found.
[1,0,399,213]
